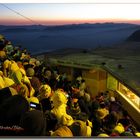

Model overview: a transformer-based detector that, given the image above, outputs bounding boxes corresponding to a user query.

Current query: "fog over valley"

[0,23,140,55]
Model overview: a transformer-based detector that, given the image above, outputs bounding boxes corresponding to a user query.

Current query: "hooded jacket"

[20,110,46,136]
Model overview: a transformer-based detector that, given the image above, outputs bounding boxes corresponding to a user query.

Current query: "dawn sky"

[0,3,140,25]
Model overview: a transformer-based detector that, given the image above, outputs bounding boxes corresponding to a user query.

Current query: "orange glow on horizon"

[0,19,36,25]
[1,18,140,25]
[31,18,140,25]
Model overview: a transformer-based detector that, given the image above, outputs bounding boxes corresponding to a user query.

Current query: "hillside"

[127,30,140,42]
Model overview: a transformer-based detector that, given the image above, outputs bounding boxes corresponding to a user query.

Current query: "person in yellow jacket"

[3,60,35,97]
[113,123,125,134]
[51,89,74,127]
[0,71,6,89]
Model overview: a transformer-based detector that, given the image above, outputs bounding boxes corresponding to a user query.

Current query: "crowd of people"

[0,34,140,137]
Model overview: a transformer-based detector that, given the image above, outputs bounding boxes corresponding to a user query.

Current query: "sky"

[0,2,140,25]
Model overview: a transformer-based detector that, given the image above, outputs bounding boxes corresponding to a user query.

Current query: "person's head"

[28,58,36,67]
[70,98,81,118]
[122,110,129,117]
[0,87,12,106]
[18,83,30,98]
[38,84,51,100]
[26,67,35,77]
[118,118,131,128]
[76,76,82,83]
[97,108,109,120]
[108,111,119,124]
[84,93,91,102]
[20,110,46,136]
[0,95,29,126]
[76,112,88,122]
[91,100,100,111]
[100,102,106,108]
[70,120,92,137]
[35,60,41,67]
[45,111,58,132]
[69,121,81,136]
[0,51,6,61]
[44,70,52,79]
[110,96,116,102]
[52,89,68,107]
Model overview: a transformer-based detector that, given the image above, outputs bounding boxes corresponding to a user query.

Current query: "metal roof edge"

[102,65,140,97]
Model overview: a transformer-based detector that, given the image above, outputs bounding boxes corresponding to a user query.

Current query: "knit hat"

[97,108,109,119]
[39,84,51,98]
[113,123,125,134]
[26,68,35,77]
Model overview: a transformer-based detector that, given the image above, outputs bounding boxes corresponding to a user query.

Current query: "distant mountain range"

[0,23,140,55]
[43,23,139,31]
[0,22,139,31]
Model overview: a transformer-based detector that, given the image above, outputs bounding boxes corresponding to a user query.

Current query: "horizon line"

[0,22,140,26]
